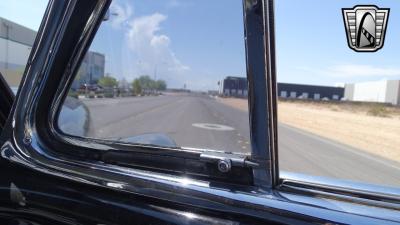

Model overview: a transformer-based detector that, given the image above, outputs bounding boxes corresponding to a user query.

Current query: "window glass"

[0,0,48,93]
[59,0,250,154]
[276,0,400,188]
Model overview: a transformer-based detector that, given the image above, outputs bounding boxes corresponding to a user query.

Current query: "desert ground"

[219,97,400,162]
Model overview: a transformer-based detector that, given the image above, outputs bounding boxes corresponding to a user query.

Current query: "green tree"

[134,75,167,94]
[98,76,118,88]
[132,79,142,95]
[155,79,167,90]
[138,75,153,90]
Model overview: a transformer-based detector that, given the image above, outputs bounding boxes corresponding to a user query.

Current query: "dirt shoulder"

[217,97,400,162]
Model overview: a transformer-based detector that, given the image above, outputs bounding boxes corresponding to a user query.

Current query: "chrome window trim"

[280,172,400,207]
[2,141,400,223]
[244,0,279,188]
[44,0,255,185]
[6,0,256,183]
[1,0,400,223]
[265,0,400,203]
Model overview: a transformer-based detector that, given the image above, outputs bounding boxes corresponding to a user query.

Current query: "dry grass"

[218,97,400,162]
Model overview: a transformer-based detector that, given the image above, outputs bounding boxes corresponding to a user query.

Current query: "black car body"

[0,0,399,224]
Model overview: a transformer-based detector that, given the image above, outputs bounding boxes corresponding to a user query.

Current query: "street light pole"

[3,22,11,70]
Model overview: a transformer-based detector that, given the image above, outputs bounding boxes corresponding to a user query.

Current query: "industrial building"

[278,83,344,100]
[219,76,344,100]
[71,51,105,89]
[0,17,36,87]
[219,76,400,105]
[0,17,105,90]
[344,80,400,105]
[218,76,248,97]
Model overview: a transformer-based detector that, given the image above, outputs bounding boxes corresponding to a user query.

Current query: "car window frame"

[3,0,258,186]
[50,0,256,186]
[0,72,15,136]
[1,0,400,223]
[265,0,400,202]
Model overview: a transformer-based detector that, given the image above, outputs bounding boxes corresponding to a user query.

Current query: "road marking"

[192,123,235,131]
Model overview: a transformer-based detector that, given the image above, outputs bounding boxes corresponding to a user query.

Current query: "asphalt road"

[76,94,400,188]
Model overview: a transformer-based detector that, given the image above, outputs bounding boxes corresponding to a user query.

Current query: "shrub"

[367,104,390,117]
[104,92,114,98]
[68,91,78,99]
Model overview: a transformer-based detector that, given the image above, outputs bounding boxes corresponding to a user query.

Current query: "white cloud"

[124,13,190,81]
[150,35,170,47]
[109,2,133,29]
[298,64,400,78]
[106,2,191,88]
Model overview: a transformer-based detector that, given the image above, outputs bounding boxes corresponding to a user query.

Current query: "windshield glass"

[276,0,400,188]
[58,0,251,154]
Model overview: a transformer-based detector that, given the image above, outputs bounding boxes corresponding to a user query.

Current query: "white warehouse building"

[0,17,36,87]
[344,80,400,105]
[1,17,105,90]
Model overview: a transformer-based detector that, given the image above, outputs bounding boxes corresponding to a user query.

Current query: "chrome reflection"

[106,182,124,189]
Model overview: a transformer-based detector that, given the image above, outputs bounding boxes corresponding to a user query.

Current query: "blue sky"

[276,0,400,86]
[0,0,48,31]
[1,0,400,90]
[90,0,247,90]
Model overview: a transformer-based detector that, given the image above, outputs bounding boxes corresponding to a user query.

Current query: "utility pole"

[153,65,157,80]
[3,22,11,70]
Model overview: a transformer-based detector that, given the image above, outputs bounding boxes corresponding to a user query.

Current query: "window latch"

[200,152,261,173]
